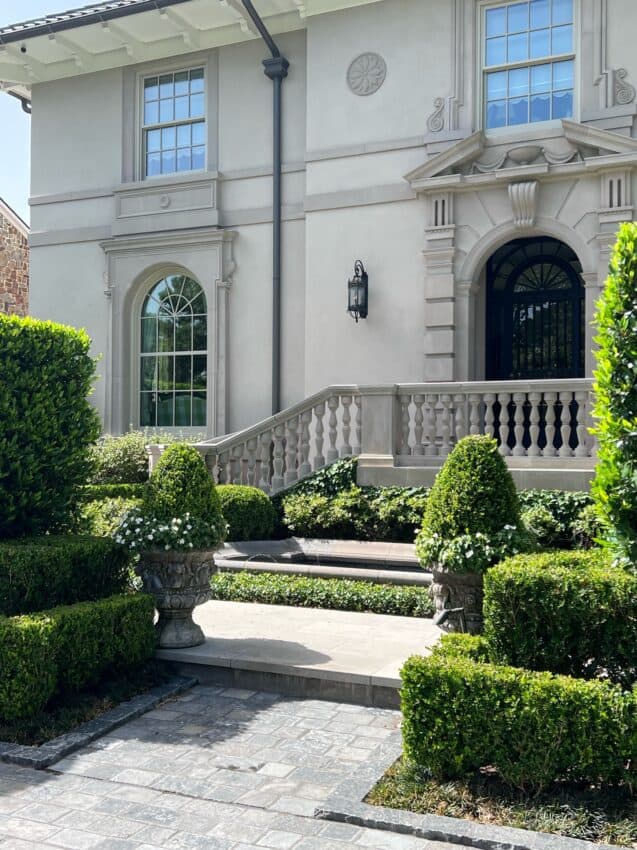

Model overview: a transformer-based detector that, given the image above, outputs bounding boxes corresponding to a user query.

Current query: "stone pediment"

[405,120,637,190]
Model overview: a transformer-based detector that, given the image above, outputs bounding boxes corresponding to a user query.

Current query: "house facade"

[0,198,29,316]
[0,0,635,487]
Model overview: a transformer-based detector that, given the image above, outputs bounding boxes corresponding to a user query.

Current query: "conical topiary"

[420,435,520,539]
[146,443,224,531]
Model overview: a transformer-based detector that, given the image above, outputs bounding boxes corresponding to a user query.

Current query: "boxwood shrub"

[217,485,277,541]
[483,550,637,682]
[81,484,147,501]
[90,431,150,485]
[80,497,143,538]
[0,315,101,537]
[401,653,634,794]
[0,593,155,722]
[211,571,434,617]
[518,489,592,548]
[0,536,130,616]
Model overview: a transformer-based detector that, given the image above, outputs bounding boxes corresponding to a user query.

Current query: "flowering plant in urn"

[116,443,226,648]
[416,436,534,634]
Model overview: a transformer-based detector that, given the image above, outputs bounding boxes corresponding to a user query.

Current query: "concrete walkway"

[157,602,442,705]
[0,685,459,850]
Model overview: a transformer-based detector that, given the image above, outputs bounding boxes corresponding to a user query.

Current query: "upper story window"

[484,0,574,130]
[142,68,206,178]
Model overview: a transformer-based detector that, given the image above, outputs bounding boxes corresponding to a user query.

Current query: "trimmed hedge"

[81,484,147,501]
[483,550,635,683]
[80,497,143,538]
[429,633,490,663]
[0,536,130,617]
[211,571,435,617]
[217,485,277,541]
[518,489,592,548]
[0,594,155,722]
[401,653,634,793]
[0,315,101,537]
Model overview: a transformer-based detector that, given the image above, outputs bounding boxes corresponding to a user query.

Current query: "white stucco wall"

[24,0,637,437]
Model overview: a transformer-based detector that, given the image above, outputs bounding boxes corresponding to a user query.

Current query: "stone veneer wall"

[0,207,29,317]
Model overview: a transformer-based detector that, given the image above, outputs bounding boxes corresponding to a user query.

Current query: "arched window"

[140,274,207,427]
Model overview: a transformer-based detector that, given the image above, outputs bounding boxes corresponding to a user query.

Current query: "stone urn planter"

[430,567,484,635]
[136,550,217,648]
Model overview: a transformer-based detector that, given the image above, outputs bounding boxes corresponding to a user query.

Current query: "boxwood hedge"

[0,593,155,722]
[217,485,277,541]
[0,536,130,616]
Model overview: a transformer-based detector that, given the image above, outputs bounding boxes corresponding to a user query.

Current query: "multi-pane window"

[484,0,574,129]
[140,275,207,428]
[143,68,206,178]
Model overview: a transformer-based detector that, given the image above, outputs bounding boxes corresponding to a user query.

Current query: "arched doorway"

[486,237,585,381]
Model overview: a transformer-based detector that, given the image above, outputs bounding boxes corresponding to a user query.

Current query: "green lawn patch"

[0,662,170,747]
[366,758,637,847]
[210,571,434,617]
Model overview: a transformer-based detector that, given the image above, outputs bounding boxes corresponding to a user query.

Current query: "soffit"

[0,0,383,89]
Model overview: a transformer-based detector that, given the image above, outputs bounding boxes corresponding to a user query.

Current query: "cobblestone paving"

[0,686,459,850]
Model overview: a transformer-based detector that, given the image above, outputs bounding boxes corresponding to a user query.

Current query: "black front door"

[486,237,585,381]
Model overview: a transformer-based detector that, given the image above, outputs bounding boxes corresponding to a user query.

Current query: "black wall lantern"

[347,260,368,323]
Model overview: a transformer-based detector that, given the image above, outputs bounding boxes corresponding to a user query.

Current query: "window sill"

[483,119,572,144]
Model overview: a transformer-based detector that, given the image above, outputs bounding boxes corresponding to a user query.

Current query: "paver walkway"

[0,686,458,850]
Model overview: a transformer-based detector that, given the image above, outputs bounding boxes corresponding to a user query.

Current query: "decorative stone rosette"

[430,567,485,635]
[136,550,217,648]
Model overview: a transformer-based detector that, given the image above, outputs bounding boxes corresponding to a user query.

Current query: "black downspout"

[240,0,288,415]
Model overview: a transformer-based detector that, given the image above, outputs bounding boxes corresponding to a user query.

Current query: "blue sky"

[0,0,62,223]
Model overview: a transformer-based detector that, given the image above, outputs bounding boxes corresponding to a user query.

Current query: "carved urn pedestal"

[430,567,484,635]
[136,550,217,649]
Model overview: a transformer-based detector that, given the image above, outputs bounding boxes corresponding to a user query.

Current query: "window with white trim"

[483,0,574,130]
[142,68,206,178]
[140,275,207,428]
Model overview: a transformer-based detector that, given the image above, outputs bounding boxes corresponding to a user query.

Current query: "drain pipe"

[240,0,289,415]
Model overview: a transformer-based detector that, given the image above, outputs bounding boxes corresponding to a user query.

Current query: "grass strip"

[210,571,434,617]
[366,758,637,847]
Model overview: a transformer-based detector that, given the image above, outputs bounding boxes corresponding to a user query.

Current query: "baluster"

[205,451,220,485]
[512,392,527,457]
[314,402,326,470]
[353,395,362,456]
[484,393,496,440]
[246,438,257,486]
[399,394,412,456]
[574,391,589,457]
[412,395,425,455]
[299,410,312,478]
[218,450,231,485]
[259,430,272,493]
[497,393,512,456]
[424,395,437,456]
[327,396,340,462]
[559,392,573,457]
[587,391,598,458]
[285,416,299,486]
[340,395,353,457]
[453,393,467,444]
[439,395,452,457]
[469,394,482,436]
[527,392,542,457]
[232,444,244,484]
[272,424,285,492]
[543,391,557,457]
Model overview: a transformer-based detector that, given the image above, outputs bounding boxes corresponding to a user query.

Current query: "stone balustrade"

[148,379,596,494]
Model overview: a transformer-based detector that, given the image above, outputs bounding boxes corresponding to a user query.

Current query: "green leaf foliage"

[0,536,130,617]
[81,484,148,501]
[483,550,637,683]
[146,444,224,534]
[420,436,520,539]
[0,315,101,538]
[0,594,155,722]
[90,431,150,485]
[592,222,637,564]
[210,571,434,617]
[217,485,277,541]
[79,497,143,538]
[518,490,592,548]
[400,652,634,794]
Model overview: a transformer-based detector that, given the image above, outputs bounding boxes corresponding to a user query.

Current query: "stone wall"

[0,204,29,317]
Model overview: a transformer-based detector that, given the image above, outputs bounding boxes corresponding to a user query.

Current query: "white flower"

[189,542,193,548]
[131,542,136,548]
[165,544,170,551]
[179,538,185,545]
